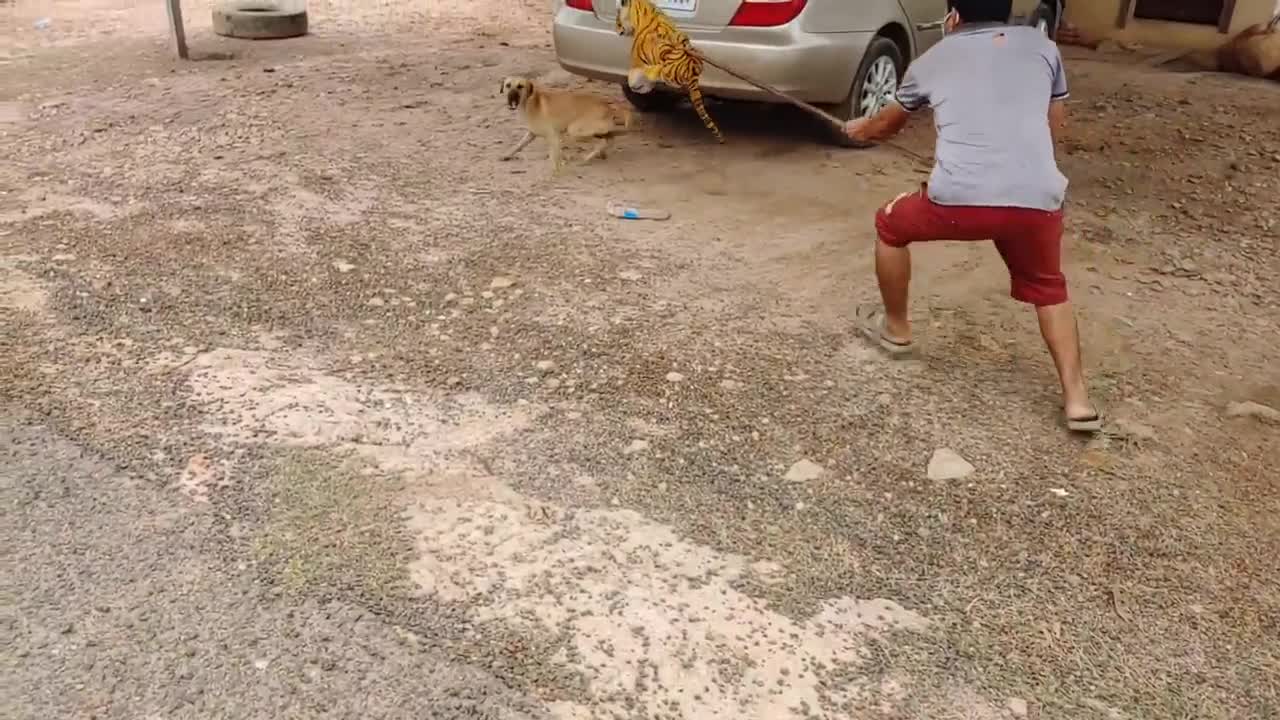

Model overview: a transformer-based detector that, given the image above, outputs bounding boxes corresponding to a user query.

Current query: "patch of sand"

[176,453,231,503]
[406,472,930,719]
[185,348,534,474]
[0,188,128,224]
[0,256,50,313]
[179,347,934,719]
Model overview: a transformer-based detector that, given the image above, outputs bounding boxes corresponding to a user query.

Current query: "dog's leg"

[569,117,613,164]
[500,131,535,161]
[581,136,609,163]
[548,132,565,175]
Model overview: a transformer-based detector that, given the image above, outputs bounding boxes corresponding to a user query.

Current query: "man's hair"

[949,0,1013,23]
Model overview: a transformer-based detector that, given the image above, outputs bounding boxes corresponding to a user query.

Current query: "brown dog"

[500,76,632,174]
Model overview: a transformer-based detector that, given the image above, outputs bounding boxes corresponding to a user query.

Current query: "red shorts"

[875,185,1068,306]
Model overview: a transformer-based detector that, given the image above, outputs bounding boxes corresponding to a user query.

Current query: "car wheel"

[827,36,905,148]
[621,82,682,113]
[1028,3,1057,38]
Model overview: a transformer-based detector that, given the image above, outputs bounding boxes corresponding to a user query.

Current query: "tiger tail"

[619,0,725,143]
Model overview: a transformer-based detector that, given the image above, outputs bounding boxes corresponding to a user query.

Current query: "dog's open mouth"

[506,90,520,109]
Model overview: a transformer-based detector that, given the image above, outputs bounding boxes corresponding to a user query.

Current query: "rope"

[688,49,933,166]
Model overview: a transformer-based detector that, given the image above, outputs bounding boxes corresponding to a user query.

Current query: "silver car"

[553,0,1064,143]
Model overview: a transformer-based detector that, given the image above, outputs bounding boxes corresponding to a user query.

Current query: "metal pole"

[166,0,190,60]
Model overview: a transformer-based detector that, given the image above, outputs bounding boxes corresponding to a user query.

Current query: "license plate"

[655,0,697,12]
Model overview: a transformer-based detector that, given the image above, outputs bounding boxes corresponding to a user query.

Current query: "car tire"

[826,36,905,148]
[621,82,682,113]
[1028,3,1058,38]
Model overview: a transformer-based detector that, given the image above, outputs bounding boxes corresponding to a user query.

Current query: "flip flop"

[1065,409,1103,433]
[855,305,914,358]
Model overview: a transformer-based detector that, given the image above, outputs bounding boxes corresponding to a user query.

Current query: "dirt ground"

[3,2,1278,719]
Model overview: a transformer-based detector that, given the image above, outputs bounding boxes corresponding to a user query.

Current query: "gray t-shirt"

[895,23,1069,211]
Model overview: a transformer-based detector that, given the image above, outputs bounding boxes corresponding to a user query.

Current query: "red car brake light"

[728,0,808,27]
[566,0,593,10]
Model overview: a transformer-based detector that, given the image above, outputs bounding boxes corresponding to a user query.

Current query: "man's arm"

[845,58,929,143]
[848,102,911,142]
[1047,45,1069,145]
[1048,99,1067,145]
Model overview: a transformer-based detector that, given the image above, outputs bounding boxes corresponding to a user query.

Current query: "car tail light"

[728,0,807,26]
[565,0,593,10]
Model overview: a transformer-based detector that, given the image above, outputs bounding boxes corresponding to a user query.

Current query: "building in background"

[1066,0,1278,50]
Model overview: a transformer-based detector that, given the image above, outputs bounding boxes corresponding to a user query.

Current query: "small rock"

[927,448,974,481]
[618,270,643,281]
[1006,697,1028,718]
[718,379,743,390]
[366,297,385,307]
[1048,488,1069,497]
[490,276,516,289]
[623,439,650,455]
[1225,401,1279,424]
[665,371,686,383]
[784,459,824,483]
[534,360,557,373]
[332,260,356,273]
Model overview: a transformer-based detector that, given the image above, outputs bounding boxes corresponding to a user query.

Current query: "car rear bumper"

[552,8,871,105]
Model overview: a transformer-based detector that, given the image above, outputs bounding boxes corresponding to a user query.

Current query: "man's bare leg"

[1035,301,1095,421]
[875,238,913,343]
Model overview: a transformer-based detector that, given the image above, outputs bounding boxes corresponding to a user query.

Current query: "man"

[845,0,1100,433]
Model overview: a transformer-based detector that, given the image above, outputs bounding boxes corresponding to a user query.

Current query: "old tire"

[212,1,308,40]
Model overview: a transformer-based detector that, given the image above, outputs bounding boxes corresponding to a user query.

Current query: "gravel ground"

[3,2,1279,719]
[1,412,543,720]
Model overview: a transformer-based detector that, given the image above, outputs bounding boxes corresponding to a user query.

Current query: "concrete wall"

[1066,0,1278,50]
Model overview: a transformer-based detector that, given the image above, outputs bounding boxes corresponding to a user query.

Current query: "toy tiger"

[616,0,724,143]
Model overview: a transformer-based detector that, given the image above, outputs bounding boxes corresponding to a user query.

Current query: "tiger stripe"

[617,0,724,143]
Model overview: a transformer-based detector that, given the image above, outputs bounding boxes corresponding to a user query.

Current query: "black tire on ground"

[1028,3,1058,38]
[825,35,905,148]
[620,82,683,113]
[212,1,309,40]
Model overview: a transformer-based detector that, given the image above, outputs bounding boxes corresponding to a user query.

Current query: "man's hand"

[844,104,910,145]
[844,117,872,143]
